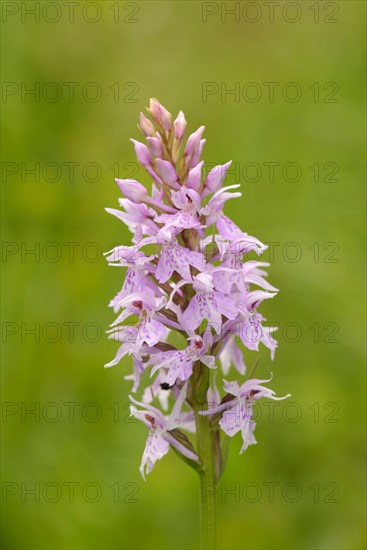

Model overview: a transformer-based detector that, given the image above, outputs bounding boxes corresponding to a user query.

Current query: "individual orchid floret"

[215,213,268,246]
[241,262,279,291]
[146,136,163,158]
[201,185,242,225]
[180,273,238,335]
[156,188,202,229]
[106,199,158,243]
[104,325,142,368]
[214,234,268,262]
[174,110,187,140]
[139,112,156,137]
[105,246,157,312]
[186,161,203,191]
[125,354,146,394]
[212,257,276,295]
[184,126,205,157]
[154,228,206,283]
[115,178,148,203]
[202,377,290,454]
[130,382,198,479]
[148,98,173,131]
[237,313,278,359]
[191,139,206,168]
[184,126,205,168]
[156,159,179,187]
[202,161,233,198]
[104,244,149,267]
[150,335,215,386]
[130,138,165,186]
[130,138,152,167]
[108,291,168,355]
[218,336,246,375]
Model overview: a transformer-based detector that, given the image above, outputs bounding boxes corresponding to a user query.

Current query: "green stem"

[196,412,216,550]
[192,365,217,550]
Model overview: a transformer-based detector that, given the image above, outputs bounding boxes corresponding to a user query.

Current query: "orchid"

[105,99,289,549]
[201,376,290,454]
[130,382,197,479]
[150,335,215,386]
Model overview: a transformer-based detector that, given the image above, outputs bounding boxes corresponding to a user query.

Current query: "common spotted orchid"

[105,99,289,549]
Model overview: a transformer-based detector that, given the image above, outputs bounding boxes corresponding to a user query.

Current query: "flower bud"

[190,139,206,168]
[184,126,205,157]
[174,110,187,140]
[115,179,148,203]
[149,98,162,120]
[149,98,172,130]
[139,113,155,137]
[160,108,173,131]
[156,159,178,186]
[130,139,152,167]
[147,136,163,158]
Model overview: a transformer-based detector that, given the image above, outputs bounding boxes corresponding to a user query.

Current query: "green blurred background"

[1,1,366,549]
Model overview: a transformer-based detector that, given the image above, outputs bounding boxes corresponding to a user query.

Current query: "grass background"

[1,1,366,549]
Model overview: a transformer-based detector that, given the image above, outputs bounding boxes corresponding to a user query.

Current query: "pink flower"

[202,161,232,197]
[130,383,197,479]
[202,377,290,454]
[105,200,158,243]
[150,336,215,385]
[181,273,238,335]
[184,126,205,159]
[174,110,187,140]
[155,228,206,283]
[156,188,202,229]
[219,336,246,375]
